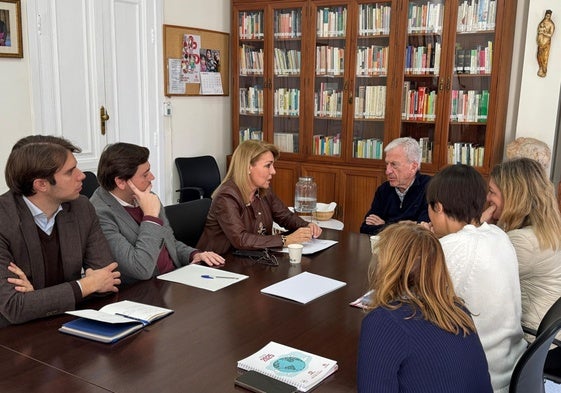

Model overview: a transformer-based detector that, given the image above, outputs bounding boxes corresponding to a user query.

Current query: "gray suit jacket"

[0,192,113,327]
[90,187,196,284]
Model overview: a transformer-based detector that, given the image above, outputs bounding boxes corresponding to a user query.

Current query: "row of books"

[313,134,341,156]
[405,42,442,75]
[314,83,343,118]
[274,9,302,38]
[239,87,264,115]
[316,45,345,76]
[454,43,493,74]
[353,138,384,159]
[239,44,263,76]
[356,45,388,76]
[274,132,299,153]
[274,47,301,75]
[407,2,444,33]
[316,7,347,38]
[274,88,300,116]
[457,0,496,32]
[239,128,263,142]
[450,89,489,123]
[401,84,437,121]
[358,3,391,36]
[448,143,485,166]
[419,137,433,163]
[354,85,386,119]
[239,11,264,40]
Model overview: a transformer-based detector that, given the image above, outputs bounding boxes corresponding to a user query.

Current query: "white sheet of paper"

[200,72,224,94]
[157,264,248,292]
[278,238,338,255]
[261,271,346,304]
[168,58,186,94]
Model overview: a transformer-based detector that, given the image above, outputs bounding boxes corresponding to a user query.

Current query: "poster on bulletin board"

[164,24,229,96]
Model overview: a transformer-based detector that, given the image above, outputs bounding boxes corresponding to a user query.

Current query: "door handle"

[100,106,110,135]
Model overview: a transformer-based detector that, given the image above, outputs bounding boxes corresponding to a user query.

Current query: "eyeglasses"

[250,248,278,267]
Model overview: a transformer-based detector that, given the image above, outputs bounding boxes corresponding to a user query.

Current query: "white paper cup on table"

[370,235,380,254]
[288,244,304,264]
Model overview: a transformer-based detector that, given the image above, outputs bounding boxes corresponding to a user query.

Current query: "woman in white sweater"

[424,164,526,393]
[485,157,561,342]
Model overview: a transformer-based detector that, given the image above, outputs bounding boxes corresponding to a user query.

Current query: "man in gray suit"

[90,143,224,284]
[0,135,120,328]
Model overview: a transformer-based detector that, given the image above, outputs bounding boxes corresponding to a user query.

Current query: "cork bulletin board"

[163,24,229,96]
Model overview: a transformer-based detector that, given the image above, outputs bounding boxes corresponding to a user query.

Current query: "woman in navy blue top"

[357,222,492,393]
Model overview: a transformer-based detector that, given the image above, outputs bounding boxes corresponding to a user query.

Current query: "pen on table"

[201,274,239,280]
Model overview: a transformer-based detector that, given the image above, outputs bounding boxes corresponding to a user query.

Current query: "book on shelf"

[237,341,338,392]
[59,300,173,344]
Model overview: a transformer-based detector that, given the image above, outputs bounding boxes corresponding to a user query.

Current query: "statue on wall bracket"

[537,10,555,77]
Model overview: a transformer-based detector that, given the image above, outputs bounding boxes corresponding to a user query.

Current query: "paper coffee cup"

[370,235,380,254]
[288,244,304,264]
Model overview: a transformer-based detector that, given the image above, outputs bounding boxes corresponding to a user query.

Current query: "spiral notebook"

[237,341,338,392]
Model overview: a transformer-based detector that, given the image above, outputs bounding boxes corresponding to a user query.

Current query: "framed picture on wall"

[0,0,22,58]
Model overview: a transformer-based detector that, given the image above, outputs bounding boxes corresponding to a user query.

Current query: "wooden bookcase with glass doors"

[231,0,516,232]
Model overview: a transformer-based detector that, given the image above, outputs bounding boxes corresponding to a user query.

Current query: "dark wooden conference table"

[0,229,374,393]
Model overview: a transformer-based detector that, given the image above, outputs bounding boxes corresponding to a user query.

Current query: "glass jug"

[294,176,317,214]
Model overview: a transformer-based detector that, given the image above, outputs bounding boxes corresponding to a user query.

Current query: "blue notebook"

[60,318,144,343]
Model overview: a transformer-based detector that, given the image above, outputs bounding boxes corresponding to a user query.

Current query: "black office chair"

[80,171,99,198]
[509,311,561,393]
[175,156,221,203]
[164,198,212,247]
[534,296,561,384]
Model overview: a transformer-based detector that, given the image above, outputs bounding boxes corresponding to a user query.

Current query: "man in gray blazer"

[90,142,224,284]
[0,136,121,328]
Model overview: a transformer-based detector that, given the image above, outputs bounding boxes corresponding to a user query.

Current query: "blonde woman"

[486,157,561,341]
[197,140,321,254]
[358,222,491,393]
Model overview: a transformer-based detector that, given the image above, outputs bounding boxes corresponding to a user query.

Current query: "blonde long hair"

[367,222,476,335]
[490,157,561,250]
[215,140,279,204]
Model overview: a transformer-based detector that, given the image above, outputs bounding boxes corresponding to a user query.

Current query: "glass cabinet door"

[400,0,444,166]
[447,0,495,167]
[312,4,348,158]
[237,8,266,145]
[352,1,392,160]
[272,6,304,154]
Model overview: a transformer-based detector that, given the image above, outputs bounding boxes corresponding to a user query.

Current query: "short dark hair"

[5,135,81,196]
[426,164,487,224]
[97,143,150,191]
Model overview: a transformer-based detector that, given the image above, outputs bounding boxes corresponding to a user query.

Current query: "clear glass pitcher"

[294,176,317,214]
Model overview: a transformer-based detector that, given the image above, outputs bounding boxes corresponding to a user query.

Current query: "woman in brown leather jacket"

[197,140,322,254]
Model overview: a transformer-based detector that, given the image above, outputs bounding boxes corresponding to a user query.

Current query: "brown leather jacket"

[196,180,309,254]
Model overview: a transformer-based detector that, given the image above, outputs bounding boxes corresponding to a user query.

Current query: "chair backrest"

[537,296,561,336]
[164,198,212,247]
[80,171,99,198]
[509,315,561,393]
[175,156,221,203]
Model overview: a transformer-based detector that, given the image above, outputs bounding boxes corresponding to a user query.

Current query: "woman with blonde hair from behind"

[486,157,561,342]
[357,222,492,393]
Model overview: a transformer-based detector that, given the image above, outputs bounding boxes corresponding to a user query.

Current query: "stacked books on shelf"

[405,42,441,75]
[353,138,384,159]
[313,134,341,156]
[448,142,485,166]
[316,7,347,38]
[274,132,299,153]
[457,0,497,32]
[240,128,263,142]
[354,85,386,119]
[274,9,302,38]
[356,45,388,76]
[454,42,493,74]
[358,3,391,35]
[314,82,342,118]
[315,45,345,76]
[419,137,433,163]
[239,44,264,75]
[450,89,489,123]
[237,341,338,392]
[274,88,300,116]
[401,83,437,121]
[407,1,444,33]
[274,48,301,75]
[239,86,264,115]
[239,11,264,39]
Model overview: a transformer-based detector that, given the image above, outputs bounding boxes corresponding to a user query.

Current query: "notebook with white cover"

[260,271,346,304]
[237,341,338,392]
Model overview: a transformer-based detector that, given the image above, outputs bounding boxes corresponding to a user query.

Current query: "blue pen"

[201,274,239,280]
